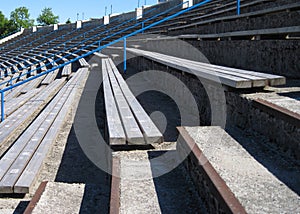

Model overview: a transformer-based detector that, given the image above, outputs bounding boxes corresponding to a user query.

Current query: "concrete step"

[111,149,207,213]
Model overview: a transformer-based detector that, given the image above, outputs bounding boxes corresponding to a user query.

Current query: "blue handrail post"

[142,22,144,34]
[1,91,4,122]
[124,37,127,74]
[98,40,101,48]
[237,0,240,15]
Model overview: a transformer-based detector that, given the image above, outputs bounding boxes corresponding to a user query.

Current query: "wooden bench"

[78,58,90,67]
[41,58,59,85]
[177,126,300,213]
[0,78,66,154]
[66,51,90,68]
[174,26,300,40]
[20,74,45,94]
[60,56,72,76]
[126,48,286,88]
[102,58,163,145]
[169,2,300,31]
[5,88,41,116]
[0,68,89,193]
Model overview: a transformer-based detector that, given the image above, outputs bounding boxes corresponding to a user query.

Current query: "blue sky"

[1,0,158,24]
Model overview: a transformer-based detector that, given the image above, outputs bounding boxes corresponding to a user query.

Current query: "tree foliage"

[10,7,34,29]
[0,11,9,36]
[37,7,59,26]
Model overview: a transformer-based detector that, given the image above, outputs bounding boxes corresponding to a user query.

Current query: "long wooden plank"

[0,92,63,190]
[102,59,126,145]
[158,50,286,86]
[108,59,163,144]
[61,64,72,76]
[156,53,267,87]
[105,59,144,144]
[79,58,90,67]
[5,88,41,116]
[0,93,66,193]
[41,69,59,85]
[0,79,74,193]
[21,75,45,93]
[127,48,286,88]
[14,68,89,193]
[127,48,251,88]
[184,59,286,86]
[170,3,300,30]
[0,72,81,193]
[0,78,66,150]
[161,55,267,87]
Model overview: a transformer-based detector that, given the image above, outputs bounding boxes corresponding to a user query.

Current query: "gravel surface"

[32,182,85,214]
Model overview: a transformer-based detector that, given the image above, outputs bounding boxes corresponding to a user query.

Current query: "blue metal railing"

[0,8,159,78]
[0,17,121,74]
[0,0,213,121]
[1,29,59,57]
[237,0,241,15]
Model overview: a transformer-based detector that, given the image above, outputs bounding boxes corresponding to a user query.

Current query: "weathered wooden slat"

[20,75,45,93]
[177,57,286,86]
[61,64,72,76]
[127,48,251,88]
[105,59,144,144]
[5,88,41,116]
[79,58,90,68]
[0,78,66,151]
[108,59,163,144]
[14,69,89,193]
[127,48,286,88]
[41,69,59,85]
[0,69,83,193]
[102,59,126,145]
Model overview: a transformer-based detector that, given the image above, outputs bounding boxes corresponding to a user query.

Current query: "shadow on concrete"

[13,201,29,214]
[148,150,207,214]
[55,55,111,213]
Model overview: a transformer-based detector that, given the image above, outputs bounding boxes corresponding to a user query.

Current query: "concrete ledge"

[177,126,246,214]
[177,126,300,213]
[0,28,24,45]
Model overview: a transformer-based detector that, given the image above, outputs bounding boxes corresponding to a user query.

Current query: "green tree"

[10,7,34,29]
[0,11,9,36]
[37,7,59,26]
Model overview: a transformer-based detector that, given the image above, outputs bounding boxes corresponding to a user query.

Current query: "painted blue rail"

[0,0,214,121]
[1,29,59,57]
[0,17,121,74]
[0,8,158,77]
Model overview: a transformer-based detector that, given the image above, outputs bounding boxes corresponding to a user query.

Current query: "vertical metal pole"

[124,37,127,74]
[237,0,240,15]
[1,91,4,122]
[98,40,101,48]
[142,22,144,34]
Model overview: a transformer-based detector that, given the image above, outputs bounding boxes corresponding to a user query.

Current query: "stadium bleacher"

[0,0,299,213]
